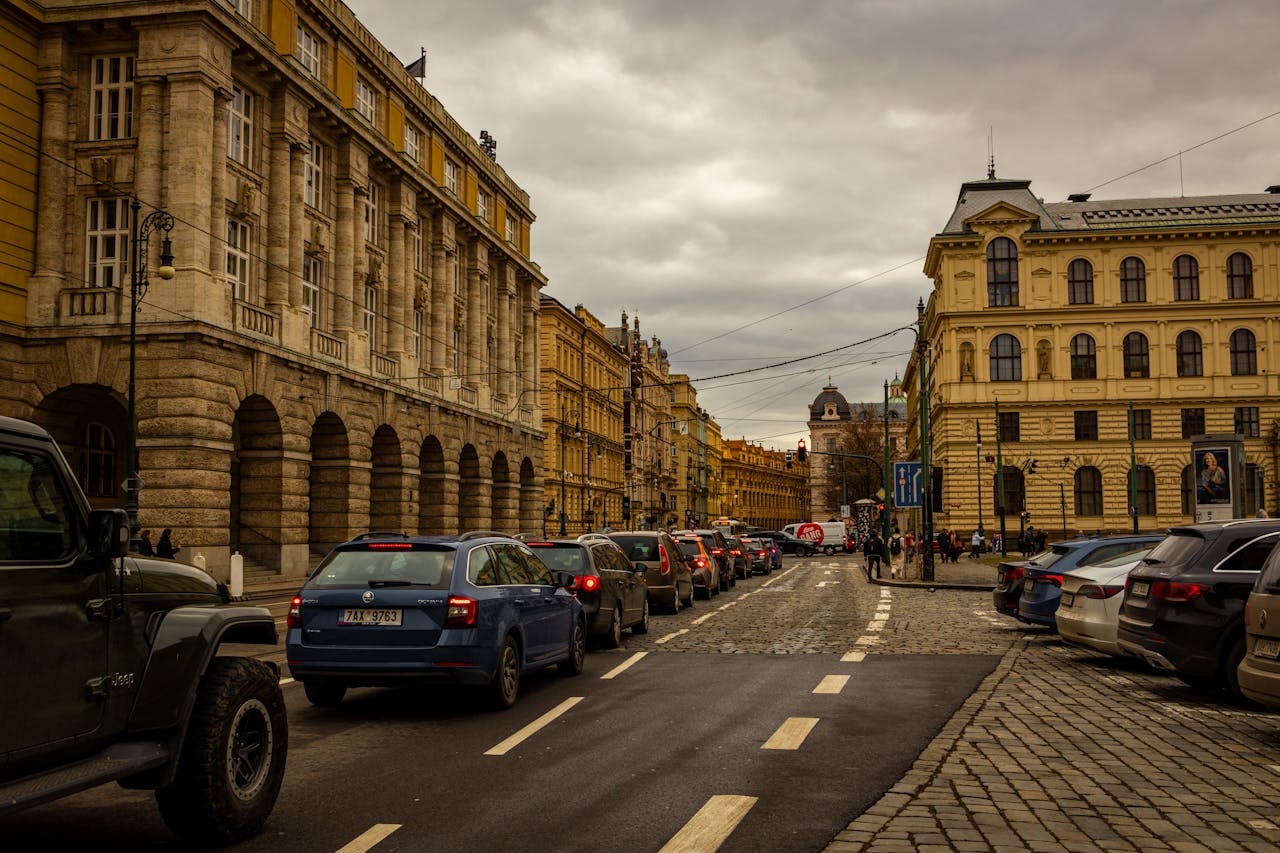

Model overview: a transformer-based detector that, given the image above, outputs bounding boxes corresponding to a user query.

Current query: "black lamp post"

[126,198,175,549]
[558,406,580,536]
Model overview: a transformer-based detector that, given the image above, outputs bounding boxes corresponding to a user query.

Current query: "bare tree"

[817,415,886,511]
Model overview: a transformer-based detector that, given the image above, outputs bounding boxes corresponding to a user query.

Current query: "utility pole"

[882,379,892,563]
[976,419,984,538]
[995,397,1007,556]
[1128,404,1139,534]
[917,298,934,581]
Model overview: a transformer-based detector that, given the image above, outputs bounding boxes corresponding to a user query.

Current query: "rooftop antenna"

[987,127,996,179]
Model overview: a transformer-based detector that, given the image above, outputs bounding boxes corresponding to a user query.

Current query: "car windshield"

[308,546,454,588]
[677,540,702,558]
[610,535,658,561]
[525,544,586,574]
[1140,530,1206,566]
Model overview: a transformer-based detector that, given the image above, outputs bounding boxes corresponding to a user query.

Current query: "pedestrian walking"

[949,529,961,563]
[1034,528,1048,553]
[970,529,984,560]
[156,528,181,559]
[903,531,916,566]
[138,528,155,557]
[863,530,883,580]
[888,529,903,577]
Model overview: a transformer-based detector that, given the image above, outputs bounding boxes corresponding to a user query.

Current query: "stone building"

[721,439,809,529]
[806,380,908,523]
[910,174,1280,539]
[1,0,545,580]
[668,373,716,528]
[538,297,626,536]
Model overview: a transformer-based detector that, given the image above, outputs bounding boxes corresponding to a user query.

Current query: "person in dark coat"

[863,531,883,580]
[156,528,180,559]
[138,529,155,556]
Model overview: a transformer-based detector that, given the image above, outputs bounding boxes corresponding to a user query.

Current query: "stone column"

[134,77,165,214]
[466,244,484,384]
[386,212,407,359]
[288,141,307,308]
[429,211,449,373]
[333,178,355,334]
[28,84,70,323]
[209,88,230,276]
[497,262,513,399]
[406,216,421,368]
[164,72,217,319]
[523,281,539,395]
[266,132,291,310]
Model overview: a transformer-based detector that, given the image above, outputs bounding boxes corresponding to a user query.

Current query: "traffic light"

[797,439,807,462]
[785,450,794,469]
[984,454,995,464]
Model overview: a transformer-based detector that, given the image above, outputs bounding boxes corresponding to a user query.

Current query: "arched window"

[79,421,117,499]
[1181,464,1194,515]
[1172,254,1199,301]
[1120,257,1146,303]
[1129,465,1156,516]
[1230,328,1257,375]
[989,334,1022,381]
[993,467,1025,516]
[1070,333,1096,379]
[1227,252,1253,299]
[1123,332,1149,378]
[1175,330,1203,377]
[987,237,1019,307]
[1074,466,1103,516]
[1068,258,1094,305]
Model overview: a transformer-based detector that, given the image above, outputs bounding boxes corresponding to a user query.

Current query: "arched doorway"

[418,435,447,534]
[309,412,350,556]
[491,451,517,532]
[370,425,403,533]
[32,384,127,510]
[519,457,539,535]
[458,444,485,530]
[231,396,284,568]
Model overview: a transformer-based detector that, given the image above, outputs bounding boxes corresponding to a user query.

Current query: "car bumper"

[287,635,501,687]
[1238,647,1280,710]
[1056,605,1122,656]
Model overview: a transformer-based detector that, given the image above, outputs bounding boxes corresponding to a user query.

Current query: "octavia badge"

[362,590,375,604]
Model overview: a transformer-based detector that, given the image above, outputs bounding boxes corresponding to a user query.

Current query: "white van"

[783,521,850,556]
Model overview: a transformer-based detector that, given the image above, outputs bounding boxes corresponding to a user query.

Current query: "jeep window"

[1213,532,1280,573]
[307,546,453,588]
[0,448,75,561]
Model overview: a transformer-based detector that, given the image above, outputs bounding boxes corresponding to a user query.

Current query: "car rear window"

[677,540,702,557]
[611,535,658,561]
[1026,548,1066,569]
[525,543,586,574]
[1140,530,1207,569]
[308,546,454,588]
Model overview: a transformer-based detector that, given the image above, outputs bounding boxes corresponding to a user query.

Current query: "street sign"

[893,461,923,508]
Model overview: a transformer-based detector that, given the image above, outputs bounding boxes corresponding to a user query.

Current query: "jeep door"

[0,444,108,757]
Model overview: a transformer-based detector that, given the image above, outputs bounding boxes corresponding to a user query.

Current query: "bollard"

[193,552,207,574]
[230,551,244,599]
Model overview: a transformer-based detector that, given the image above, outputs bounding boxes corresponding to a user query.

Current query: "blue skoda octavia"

[287,532,585,709]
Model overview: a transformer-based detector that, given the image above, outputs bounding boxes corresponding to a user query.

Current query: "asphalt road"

[2,558,999,852]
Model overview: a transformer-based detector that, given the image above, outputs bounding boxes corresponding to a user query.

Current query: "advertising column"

[1191,435,1244,522]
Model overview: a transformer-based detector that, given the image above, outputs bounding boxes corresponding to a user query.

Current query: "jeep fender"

[129,605,278,734]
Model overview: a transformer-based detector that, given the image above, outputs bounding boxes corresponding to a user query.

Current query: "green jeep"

[0,416,287,843]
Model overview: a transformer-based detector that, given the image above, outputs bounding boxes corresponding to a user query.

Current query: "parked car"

[784,521,850,556]
[754,529,813,557]
[759,536,784,572]
[526,535,649,647]
[1238,546,1280,710]
[287,531,586,710]
[672,529,735,590]
[1016,535,1165,627]
[673,535,719,598]
[1118,519,1280,703]
[1055,549,1154,656]
[725,536,751,579]
[738,536,772,575]
[607,530,695,613]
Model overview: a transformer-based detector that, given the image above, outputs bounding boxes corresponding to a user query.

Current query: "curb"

[869,576,996,592]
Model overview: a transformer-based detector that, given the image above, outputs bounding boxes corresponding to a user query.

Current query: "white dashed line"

[484,697,584,756]
[659,795,757,853]
[655,629,689,645]
[335,824,401,853]
[600,652,647,680]
[762,716,820,750]
[813,675,849,694]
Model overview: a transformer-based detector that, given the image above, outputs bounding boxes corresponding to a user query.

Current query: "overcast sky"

[345,0,1280,451]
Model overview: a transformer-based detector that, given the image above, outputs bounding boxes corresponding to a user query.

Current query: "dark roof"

[809,385,851,420]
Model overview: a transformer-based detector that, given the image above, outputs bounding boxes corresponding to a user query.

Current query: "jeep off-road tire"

[155,657,288,844]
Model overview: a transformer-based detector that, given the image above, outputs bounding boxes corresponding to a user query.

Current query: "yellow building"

[1,0,546,580]
[538,297,626,535]
[722,439,809,529]
[668,373,718,527]
[913,174,1280,539]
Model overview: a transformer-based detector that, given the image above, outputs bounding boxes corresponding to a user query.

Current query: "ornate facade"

[806,380,907,522]
[912,175,1280,538]
[2,0,546,579]
[722,439,809,529]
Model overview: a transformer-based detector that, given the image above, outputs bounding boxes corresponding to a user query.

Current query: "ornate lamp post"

[125,198,175,549]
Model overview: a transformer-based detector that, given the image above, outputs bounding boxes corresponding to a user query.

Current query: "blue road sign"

[893,461,923,508]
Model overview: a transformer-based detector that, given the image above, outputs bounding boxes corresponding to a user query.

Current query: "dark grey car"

[608,530,695,613]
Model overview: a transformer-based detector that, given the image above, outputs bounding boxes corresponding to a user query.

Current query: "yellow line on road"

[484,696,584,756]
[601,651,647,680]
[763,717,819,750]
[335,823,401,853]
[659,794,758,853]
[655,628,690,644]
[691,612,715,625]
[813,675,849,694]
[841,651,866,663]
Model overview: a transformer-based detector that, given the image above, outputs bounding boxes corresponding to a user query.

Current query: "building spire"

[987,126,996,179]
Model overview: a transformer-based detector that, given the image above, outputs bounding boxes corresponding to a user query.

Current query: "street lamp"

[558,405,580,535]
[584,437,601,531]
[975,419,985,539]
[125,198,175,549]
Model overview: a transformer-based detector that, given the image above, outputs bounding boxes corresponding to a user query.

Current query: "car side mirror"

[88,508,129,561]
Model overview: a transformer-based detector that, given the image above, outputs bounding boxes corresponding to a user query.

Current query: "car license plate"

[1130,581,1150,599]
[1255,638,1280,660]
[340,608,402,626]
[1023,578,1035,593]
[1060,592,1075,608]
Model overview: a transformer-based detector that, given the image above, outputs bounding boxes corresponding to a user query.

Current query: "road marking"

[866,621,886,633]
[855,636,881,646]
[601,651,647,680]
[691,612,715,625]
[655,628,689,644]
[659,795,757,853]
[762,716,819,750]
[876,603,892,611]
[335,824,401,853]
[813,675,849,694]
[279,677,295,687]
[841,651,866,663]
[761,567,797,588]
[484,697,584,756]
[816,580,841,588]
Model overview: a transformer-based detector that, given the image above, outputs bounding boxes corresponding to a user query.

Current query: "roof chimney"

[1068,193,1091,203]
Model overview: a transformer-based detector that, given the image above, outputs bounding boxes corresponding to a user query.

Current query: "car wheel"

[684,585,695,607]
[633,598,649,634]
[558,619,586,676]
[824,546,835,556]
[606,605,623,648]
[155,657,288,845]
[489,635,521,709]
[302,680,347,708]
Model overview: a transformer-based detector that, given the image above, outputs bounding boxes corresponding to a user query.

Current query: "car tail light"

[756,550,766,559]
[695,558,707,569]
[367,542,413,549]
[444,596,478,628]
[730,548,742,557]
[287,596,302,628]
[712,548,723,557]
[1001,566,1025,583]
[1079,584,1125,600]
[1035,574,1064,588]
[1150,580,1208,602]
[579,574,600,592]
[659,545,671,575]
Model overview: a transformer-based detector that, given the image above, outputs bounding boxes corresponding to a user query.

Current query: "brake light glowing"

[695,558,707,569]
[287,596,301,628]
[578,574,600,592]
[1036,574,1064,588]
[730,548,742,557]
[1150,580,1208,603]
[367,542,413,549]
[444,596,477,628]
[659,545,671,575]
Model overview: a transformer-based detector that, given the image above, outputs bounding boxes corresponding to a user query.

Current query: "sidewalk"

[867,554,999,591]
